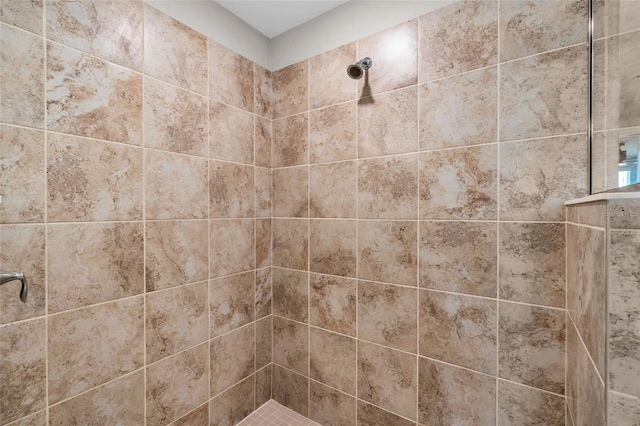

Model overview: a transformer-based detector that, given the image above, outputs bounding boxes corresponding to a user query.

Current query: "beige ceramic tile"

[0,125,45,223]
[6,410,46,426]
[420,221,497,297]
[273,219,308,271]
[609,199,640,230]
[256,316,272,369]
[46,41,142,144]
[618,32,640,129]
[255,268,272,319]
[357,400,414,426]
[145,150,208,220]
[255,116,272,168]
[273,167,308,218]
[209,376,254,425]
[310,273,356,336]
[146,282,208,363]
[209,219,254,278]
[273,113,309,168]
[273,365,308,417]
[209,40,254,111]
[210,160,254,218]
[144,5,207,94]
[255,167,272,218]
[272,60,308,119]
[210,272,254,338]
[310,42,357,109]
[592,37,620,132]
[273,268,308,323]
[209,101,254,164]
[273,316,308,376]
[254,64,272,118]
[170,403,208,426]
[0,0,43,34]
[210,325,255,396]
[47,133,143,222]
[309,381,356,426]
[1,24,44,128]
[255,365,272,408]
[310,328,356,395]
[309,161,357,218]
[46,0,143,71]
[256,218,271,268]
[309,102,357,164]
[310,220,356,277]
[48,297,144,404]
[609,392,640,425]
[47,222,144,313]
[498,379,565,426]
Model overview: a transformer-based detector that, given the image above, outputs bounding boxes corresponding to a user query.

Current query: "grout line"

[42,3,50,424]
[567,313,606,387]
[141,7,148,424]
[496,4,502,422]
[415,16,422,421]
[306,58,311,418]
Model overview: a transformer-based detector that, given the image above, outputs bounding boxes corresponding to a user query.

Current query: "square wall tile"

[209,40,254,112]
[209,101,254,164]
[255,268,272,319]
[310,102,357,164]
[255,365,272,408]
[209,376,254,425]
[273,316,309,376]
[255,116,272,168]
[0,0,43,34]
[273,113,309,168]
[310,328,356,395]
[357,400,414,426]
[273,60,308,119]
[309,161,357,218]
[310,273,356,336]
[273,166,308,218]
[310,220,356,277]
[256,316,272,370]
[273,219,308,271]
[171,404,208,425]
[273,365,308,417]
[255,167,272,219]
[498,379,565,426]
[210,272,254,338]
[255,64,272,118]
[209,160,254,218]
[310,42,357,109]
[209,219,255,278]
[256,218,271,268]
[210,325,255,396]
[310,381,356,426]
[273,268,309,323]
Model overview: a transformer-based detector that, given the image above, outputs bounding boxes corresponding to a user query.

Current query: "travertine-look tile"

[255,116,272,168]
[144,5,206,94]
[49,371,144,426]
[146,343,209,426]
[170,403,208,426]
[273,219,308,271]
[273,316,308,375]
[617,32,640,129]
[357,400,414,426]
[498,379,565,426]
[255,64,272,118]
[273,167,308,218]
[310,273,356,336]
[256,219,271,268]
[145,220,209,292]
[418,358,496,425]
[499,302,565,394]
[273,60,308,119]
[4,410,46,426]
[0,318,46,425]
[609,199,640,230]
[590,130,620,193]
[310,328,356,395]
[255,365,272,408]
[273,268,308,323]
[209,376,254,425]
[610,392,640,425]
[48,297,144,404]
[419,66,497,150]
[146,282,208,363]
[47,222,144,312]
[310,220,356,277]
[500,223,566,308]
[1,24,44,128]
[273,113,309,168]
[359,281,417,353]
[255,167,272,219]
[209,40,254,111]
[255,268,272,319]
[358,20,417,94]
[358,87,419,157]
[420,221,497,297]
[210,160,254,218]
[209,101,254,165]
[0,125,45,223]
[310,42,357,109]
[144,150,208,219]
[358,341,416,420]
[419,0,498,82]
[419,145,498,220]
[592,36,620,132]
[500,44,588,141]
[500,135,588,221]
[47,41,142,144]
[210,325,255,396]
[358,220,417,286]
[309,381,356,426]
[273,365,308,417]
[47,133,143,222]
[309,161,357,218]
[46,0,143,71]
[256,316,272,369]
[143,77,207,156]
[0,0,43,34]
[209,219,254,278]
[309,102,357,164]
[419,290,497,374]
[567,201,607,228]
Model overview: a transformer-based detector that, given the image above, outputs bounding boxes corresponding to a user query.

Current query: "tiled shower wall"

[0,2,273,425]
[270,0,589,424]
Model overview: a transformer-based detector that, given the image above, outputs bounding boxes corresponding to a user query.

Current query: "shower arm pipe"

[0,271,28,302]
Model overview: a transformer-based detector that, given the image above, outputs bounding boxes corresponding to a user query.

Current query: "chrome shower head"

[347,57,372,79]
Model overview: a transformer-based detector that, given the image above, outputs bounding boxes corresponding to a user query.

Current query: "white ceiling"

[215,0,351,38]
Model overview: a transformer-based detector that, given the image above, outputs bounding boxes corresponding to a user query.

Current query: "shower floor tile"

[237,400,321,426]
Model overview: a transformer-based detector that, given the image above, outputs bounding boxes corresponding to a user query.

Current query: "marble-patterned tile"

[418,357,496,425]
[419,144,498,220]
[310,102,357,164]
[48,297,144,404]
[47,222,144,313]
[309,161,357,218]
[273,113,309,168]
[359,281,417,353]
[46,0,143,71]
[143,77,207,156]
[499,302,565,394]
[255,167,272,219]
[273,365,308,417]
[256,218,271,269]
[0,0,43,34]
[610,391,640,425]
[357,400,414,426]
[500,44,588,141]
[419,0,498,82]
[358,154,418,219]
[358,20,417,94]
[146,343,209,426]
[145,220,208,292]
[256,316,272,370]
[144,4,206,94]
[0,225,46,324]
[209,101,254,165]
[146,282,208,363]
[273,268,308,323]
[500,135,589,221]
[420,66,497,151]
[273,316,308,376]
[6,410,47,426]
[609,199,640,230]
[357,341,416,421]
[310,42,357,109]
[310,328,356,395]
[170,404,208,426]
[358,86,418,158]
[273,166,308,218]
[500,223,566,308]
[209,219,254,278]
[49,371,144,426]
[209,160,254,218]
[1,24,44,129]
[419,221,497,297]
[209,376,254,426]
[255,64,272,118]
[46,41,142,144]
[419,290,497,374]
[272,60,308,119]
[209,40,253,112]
[0,125,45,223]
[592,36,620,132]
[310,273,356,336]
[210,324,255,396]
[144,150,208,220]
[310,220,356,277]
[47,133,143,222]
[255,268,272,319]
[273,219,308,271]
[209,272,254,338]
[255,116,272,168]
[358,220,417,286]
[498,379,564,426]
[0,318,46,425]
[568,201,607,228]
[255,365,272,408]
[309,381,356,426]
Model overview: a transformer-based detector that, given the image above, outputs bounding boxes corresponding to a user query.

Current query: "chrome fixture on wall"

[347,57,372,79]
[0,271,28,302]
